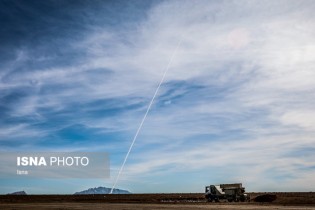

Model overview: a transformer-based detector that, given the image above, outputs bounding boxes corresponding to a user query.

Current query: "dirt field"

[1,203,315,210]
[1,193,315,210]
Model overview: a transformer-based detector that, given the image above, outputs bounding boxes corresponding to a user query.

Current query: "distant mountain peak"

[74,186,131,195]
[7,191,27,195]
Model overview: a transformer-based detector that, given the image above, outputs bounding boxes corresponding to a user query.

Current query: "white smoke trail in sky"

[110,37,183,194]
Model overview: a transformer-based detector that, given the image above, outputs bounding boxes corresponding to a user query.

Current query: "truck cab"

[205,185,225,202]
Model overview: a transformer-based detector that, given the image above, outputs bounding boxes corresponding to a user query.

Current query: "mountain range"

[7,191,27,195]
[74,186,131,194]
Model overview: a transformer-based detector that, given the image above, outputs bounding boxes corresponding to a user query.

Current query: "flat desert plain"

[1,193,315,210]
[1,203,315,210]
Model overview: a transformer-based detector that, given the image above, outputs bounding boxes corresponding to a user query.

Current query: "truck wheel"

[208,198,213,202]
[227,199,233,202]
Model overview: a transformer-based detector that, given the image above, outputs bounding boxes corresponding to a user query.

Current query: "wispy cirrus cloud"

[0,0,315,193]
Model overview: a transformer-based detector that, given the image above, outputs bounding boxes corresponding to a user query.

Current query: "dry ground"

[1,203,315,210]
[1,193,315,210]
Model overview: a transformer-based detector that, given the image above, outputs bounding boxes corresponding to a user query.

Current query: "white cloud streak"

[1,0,315,191]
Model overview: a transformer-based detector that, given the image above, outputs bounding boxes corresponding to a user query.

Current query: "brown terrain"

[1,192,315,210]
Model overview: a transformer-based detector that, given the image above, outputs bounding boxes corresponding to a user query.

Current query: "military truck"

[205,183,249,202]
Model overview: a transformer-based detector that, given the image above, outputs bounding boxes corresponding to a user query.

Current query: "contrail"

[110,38,183,194]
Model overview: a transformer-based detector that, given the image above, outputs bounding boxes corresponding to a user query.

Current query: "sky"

[0,0,315,194]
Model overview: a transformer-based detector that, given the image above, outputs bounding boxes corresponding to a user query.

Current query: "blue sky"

[1,0,315,194]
